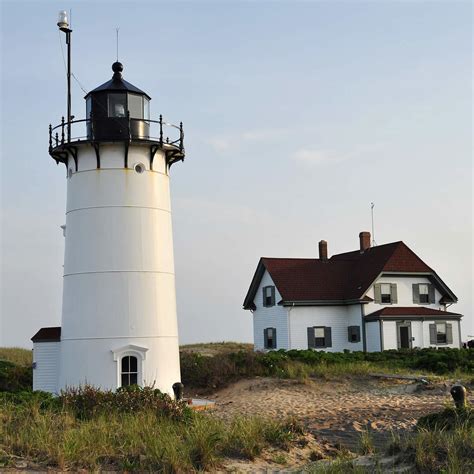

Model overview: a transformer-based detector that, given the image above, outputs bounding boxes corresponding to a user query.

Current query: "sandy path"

[206,376,472,450]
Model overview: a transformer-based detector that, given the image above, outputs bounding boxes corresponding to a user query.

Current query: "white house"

[243,232,462,352]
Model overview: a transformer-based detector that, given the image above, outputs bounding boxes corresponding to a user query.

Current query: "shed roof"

[31,327,61,342]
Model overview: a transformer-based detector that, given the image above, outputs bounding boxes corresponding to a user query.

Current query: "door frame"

[396,321,412,349]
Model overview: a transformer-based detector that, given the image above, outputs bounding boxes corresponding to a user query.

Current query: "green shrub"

[180,347,474,390]
[59,385,192,421]
[0,361,32,392]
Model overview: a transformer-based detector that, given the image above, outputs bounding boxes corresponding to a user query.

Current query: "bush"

[0,361,32,392]
[59,385,192,421]
[180,347,474,390]
[0,393,303,471]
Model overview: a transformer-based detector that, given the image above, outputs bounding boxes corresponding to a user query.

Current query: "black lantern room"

[49,61,184,170]
[85,62,150,141]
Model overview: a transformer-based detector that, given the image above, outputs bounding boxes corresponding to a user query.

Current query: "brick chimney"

[319,240,328,261]
[359,231,371,252]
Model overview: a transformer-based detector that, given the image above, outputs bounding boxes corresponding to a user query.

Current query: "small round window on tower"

[134,163,145,174]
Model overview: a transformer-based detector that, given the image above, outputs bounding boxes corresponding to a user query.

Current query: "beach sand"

[199,376,473,471]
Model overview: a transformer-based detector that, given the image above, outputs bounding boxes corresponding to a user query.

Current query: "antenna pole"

[58,11,73,142]
[371,202,376,246]
[116,28,119,61]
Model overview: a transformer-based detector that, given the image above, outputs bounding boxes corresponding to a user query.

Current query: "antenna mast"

[116,28,120,61]
[370,202,377,246]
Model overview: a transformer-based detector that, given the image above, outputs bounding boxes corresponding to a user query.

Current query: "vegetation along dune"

[1,344,473,472]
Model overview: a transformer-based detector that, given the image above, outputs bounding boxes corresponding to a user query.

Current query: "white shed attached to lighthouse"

[32,24,185,395]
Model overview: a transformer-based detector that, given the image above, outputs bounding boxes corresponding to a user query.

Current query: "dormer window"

[419,284,429,304]
[413,283,435,304]
[374,283,398,304]
[381,284,392,303]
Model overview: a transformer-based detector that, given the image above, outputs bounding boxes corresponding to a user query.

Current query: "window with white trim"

[264,327,276,349]
[121,355,138,386]
[380,284,392,304]
[436,323,447,344]
[419,284,429,304]
[262,286,275,307]
[314,327,326,347]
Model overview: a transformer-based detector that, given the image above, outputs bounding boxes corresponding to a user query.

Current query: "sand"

[199,375,473,470]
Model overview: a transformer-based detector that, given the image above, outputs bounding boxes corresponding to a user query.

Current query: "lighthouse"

[31,13,184,395]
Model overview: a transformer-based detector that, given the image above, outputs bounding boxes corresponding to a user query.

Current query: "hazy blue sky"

[1,1,472,347]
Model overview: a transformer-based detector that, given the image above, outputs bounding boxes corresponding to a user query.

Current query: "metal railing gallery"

[49,114,184,153]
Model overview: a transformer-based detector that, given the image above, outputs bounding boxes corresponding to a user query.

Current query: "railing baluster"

[55,132,59,146]
[61,117,65,144]
[49,124,53,151]
[159,114,163,145]
[179,122,183,152]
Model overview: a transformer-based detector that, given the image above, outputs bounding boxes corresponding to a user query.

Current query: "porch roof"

[364,307,462,321]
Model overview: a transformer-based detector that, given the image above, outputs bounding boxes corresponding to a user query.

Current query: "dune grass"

[388,407,474,472]
[0,393,304,471]
[0,348,32,366]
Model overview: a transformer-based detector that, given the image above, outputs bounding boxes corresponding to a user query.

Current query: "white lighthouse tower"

[32,15,184,395]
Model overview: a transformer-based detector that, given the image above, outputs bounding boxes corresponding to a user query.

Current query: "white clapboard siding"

[365,321,381,352]
[289,305,364,352]
[33,342,60,393]
[252,271,289,350]
[365,276,443,314]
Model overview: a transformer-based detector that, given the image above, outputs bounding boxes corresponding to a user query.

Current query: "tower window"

[121,356,138,386]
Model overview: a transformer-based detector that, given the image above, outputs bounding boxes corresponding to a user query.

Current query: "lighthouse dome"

[85,62,151,99]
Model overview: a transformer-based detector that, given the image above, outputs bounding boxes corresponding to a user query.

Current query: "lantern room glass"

[128,93,143,119]
[144,98,150,120]
[108,93,127,118]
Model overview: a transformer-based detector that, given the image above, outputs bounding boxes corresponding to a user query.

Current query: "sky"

[0,1,472,347]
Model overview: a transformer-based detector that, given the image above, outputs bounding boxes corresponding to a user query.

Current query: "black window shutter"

[413,284,420,304]
[324,327,332,347]
[446,324,453,344]
[428,285,435,304]
[429,324,436,344]
[273,327,277,348]
[262,287,267,307]
[263,328,268,348]
[271,286,275,306]
[307,327,315,349]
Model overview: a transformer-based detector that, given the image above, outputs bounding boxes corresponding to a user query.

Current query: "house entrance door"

[397,323,412,349]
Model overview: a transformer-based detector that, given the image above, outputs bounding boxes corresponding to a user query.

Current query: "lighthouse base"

[32,329,181,396]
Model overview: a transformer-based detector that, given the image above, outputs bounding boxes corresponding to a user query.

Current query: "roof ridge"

[331,240,403,259]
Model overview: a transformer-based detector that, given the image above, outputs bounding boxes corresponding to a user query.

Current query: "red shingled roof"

[243,241,457,308]
[31,327,61,342]
[365,307,462,320]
